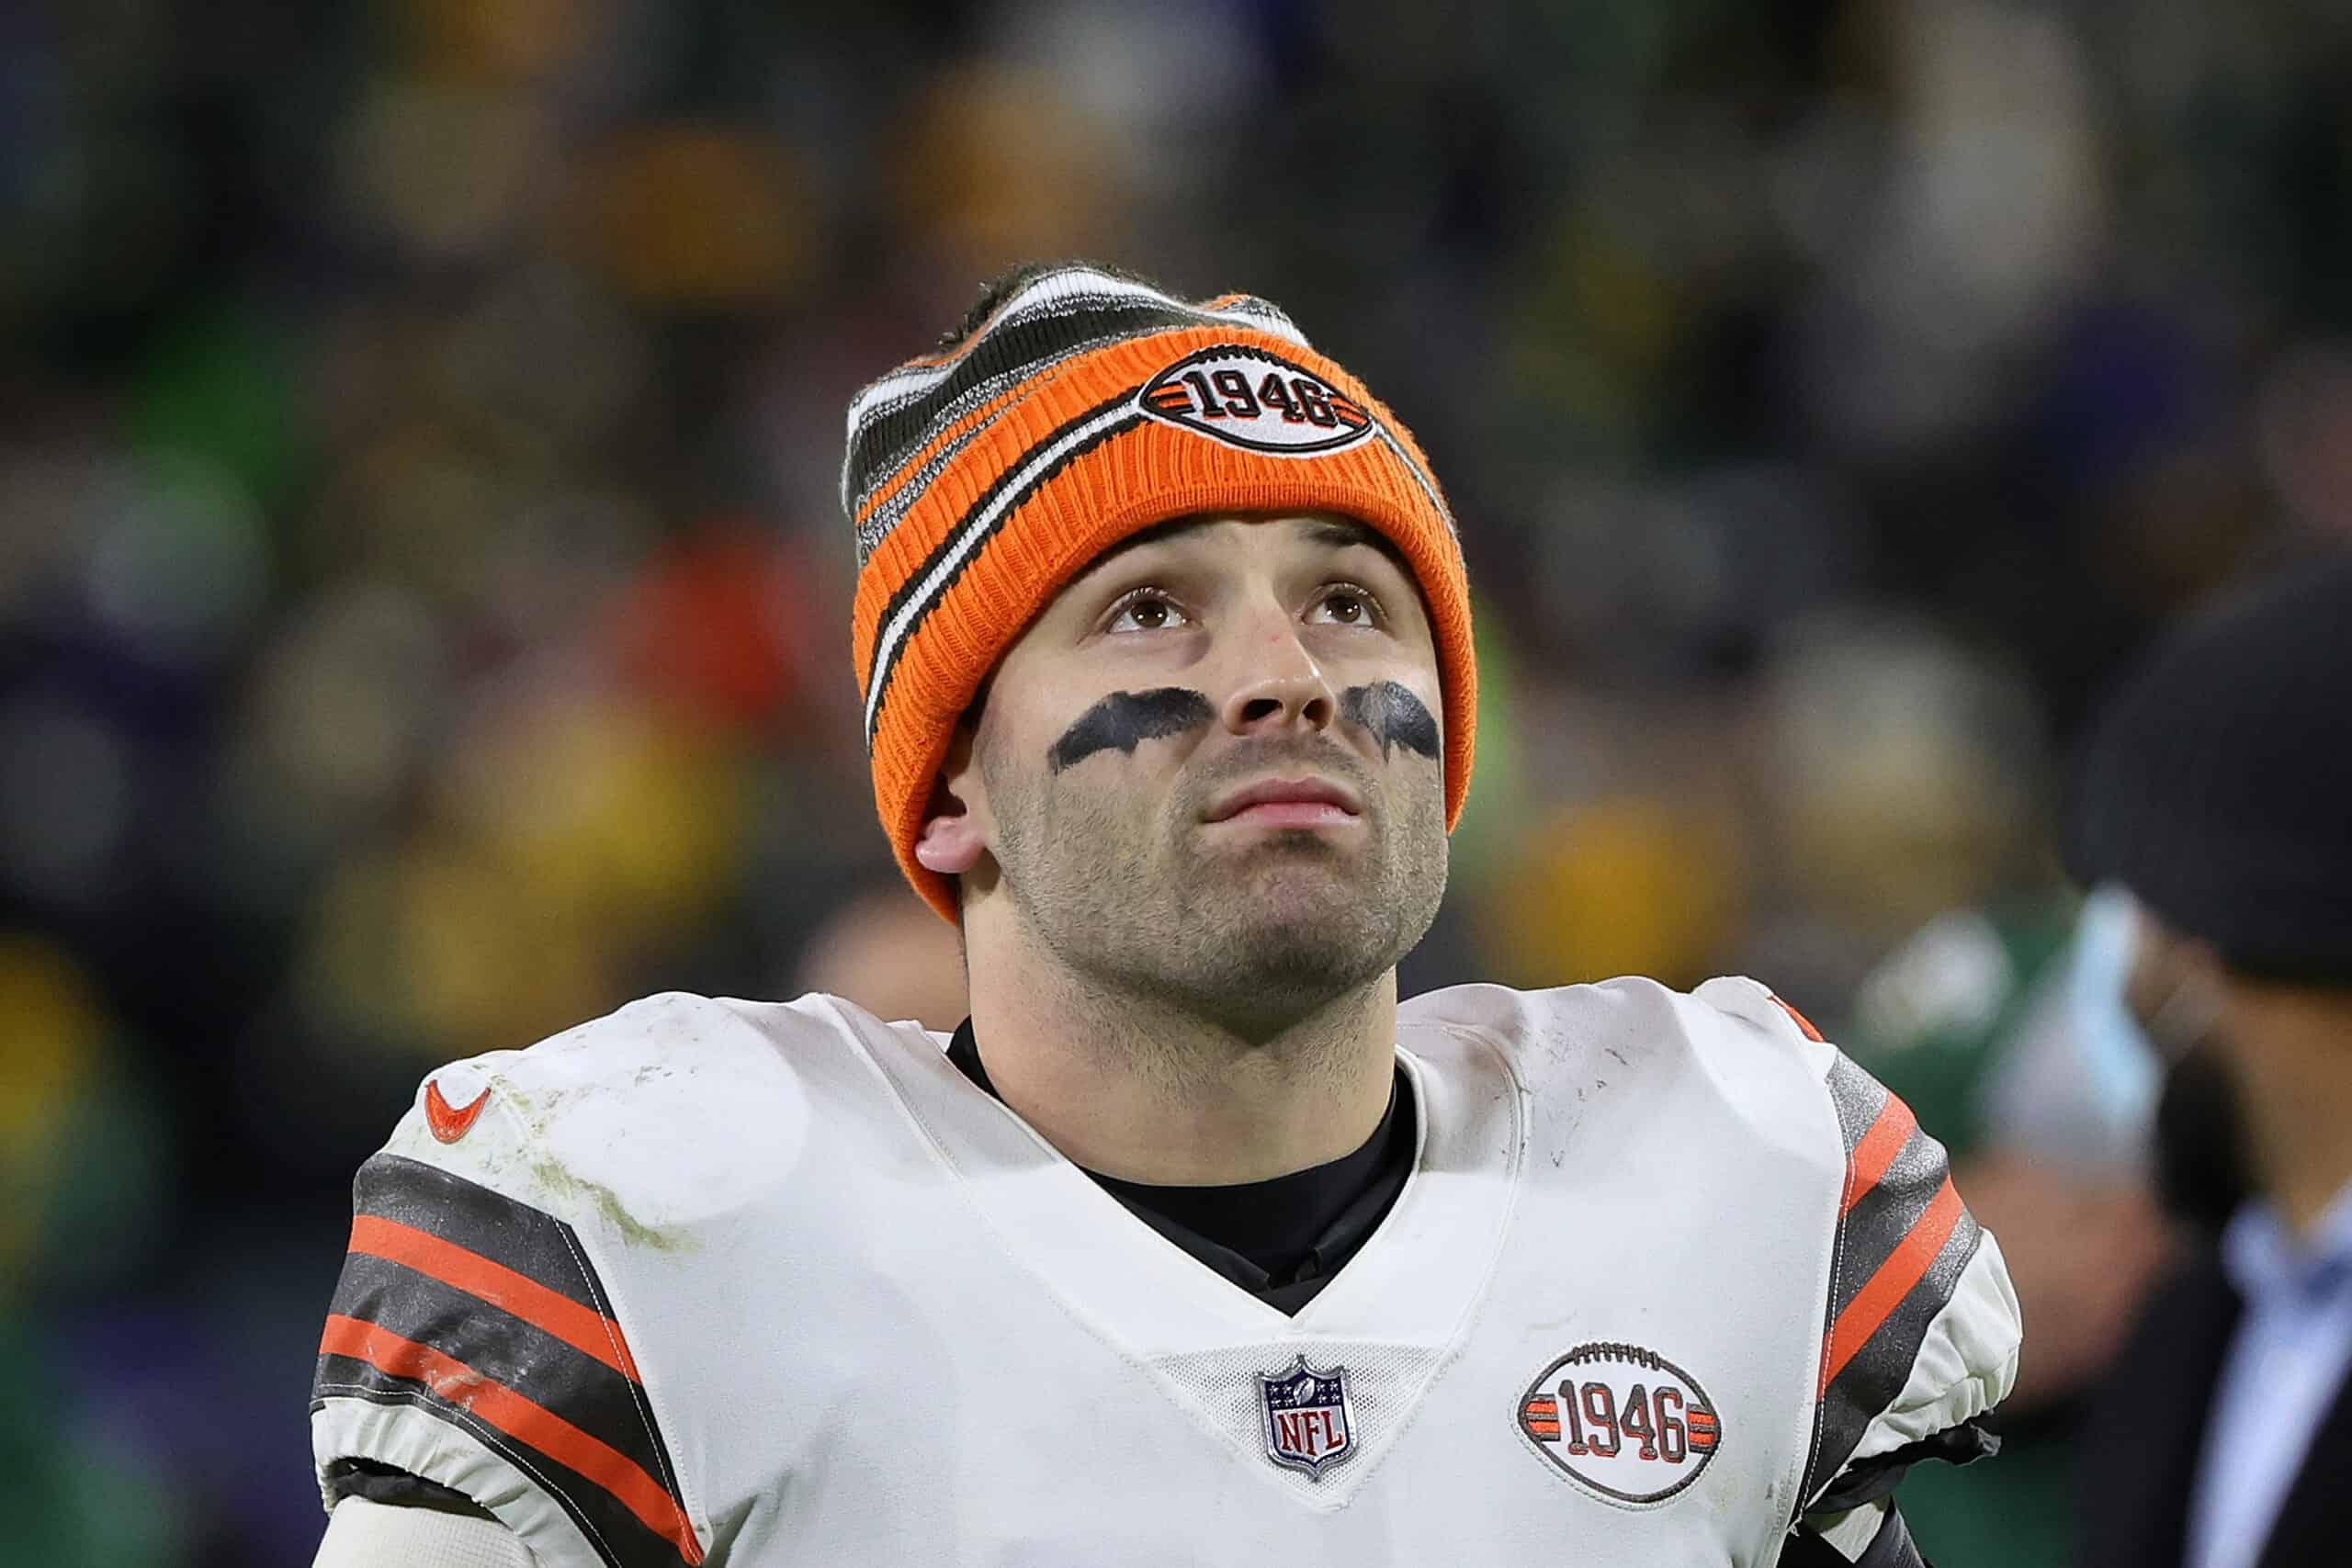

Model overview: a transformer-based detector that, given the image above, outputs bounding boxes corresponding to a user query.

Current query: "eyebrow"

[1085,514,1199,572]
[1086,515,1421,586]
[1306,519,1421,588]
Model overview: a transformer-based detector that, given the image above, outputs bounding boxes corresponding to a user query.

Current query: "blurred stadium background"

[4,0,2349,1562]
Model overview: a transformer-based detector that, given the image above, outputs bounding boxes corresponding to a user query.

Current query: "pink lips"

[1205,776,1363,827]
[1224,800,1358,828]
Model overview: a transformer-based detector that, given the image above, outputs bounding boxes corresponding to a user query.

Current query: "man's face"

[950,513,1450,1037]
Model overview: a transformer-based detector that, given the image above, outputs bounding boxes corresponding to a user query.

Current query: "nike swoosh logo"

[424,1079,492,1144]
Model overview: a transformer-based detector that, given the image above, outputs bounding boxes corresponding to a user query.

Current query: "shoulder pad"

[1403,976,1852,1178]
[385,990,922,1237]
[311,990,933,1568]
[1691,975,1839,1055]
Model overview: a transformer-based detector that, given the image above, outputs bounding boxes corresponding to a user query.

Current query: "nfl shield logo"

[1258,1355,1357,1478]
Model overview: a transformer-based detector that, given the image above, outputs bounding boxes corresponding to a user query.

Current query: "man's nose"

[1217,610,1336,739]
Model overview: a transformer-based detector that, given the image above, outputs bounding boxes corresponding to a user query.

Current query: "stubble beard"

[984,745,1449,1043]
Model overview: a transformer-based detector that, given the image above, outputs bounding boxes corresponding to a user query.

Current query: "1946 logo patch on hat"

[1139,344,1381,457]
[1517,1342,1722,1505]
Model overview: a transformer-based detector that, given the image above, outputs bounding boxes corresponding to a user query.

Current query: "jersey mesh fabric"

[1147,1341,1441,1501]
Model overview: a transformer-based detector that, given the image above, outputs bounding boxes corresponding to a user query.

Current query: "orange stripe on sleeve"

[319,1314,701,1564]
[1839,1095,1920,1216]
[1818,1176,1966,1393]
[347,1214,641,1382]
[1771,995,1828,1042]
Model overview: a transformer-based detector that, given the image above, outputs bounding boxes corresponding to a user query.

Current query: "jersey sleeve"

[314,1495,537,1568]
[1796,1044,2021,1515]
[310,1068,704,1568]
[1781,1500,1932,1567]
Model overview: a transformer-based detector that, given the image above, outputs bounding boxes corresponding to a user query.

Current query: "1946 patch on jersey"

[1516,1342,1722,1505]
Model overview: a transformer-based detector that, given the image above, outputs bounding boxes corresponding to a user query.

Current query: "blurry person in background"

[1841,886,2171,1568]
[302,265,2018,1567]
[1794,616,2175,1568]
[2068,551,2352,1568]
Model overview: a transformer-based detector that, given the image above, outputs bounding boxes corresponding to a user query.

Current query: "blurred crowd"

[4,0,2351,1562]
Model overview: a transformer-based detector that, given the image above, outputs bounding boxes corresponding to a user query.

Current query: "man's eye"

[1308,586,1381,626]
[1107,591,1188,633]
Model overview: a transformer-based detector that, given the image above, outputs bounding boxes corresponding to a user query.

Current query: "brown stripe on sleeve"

[1830,1122,1954,1322]
[1800,1054,1984,1511]
[317,1154,695,1567]
[316,1315,699,1568]
[345,1215,639,1378]
[353,1154,602,1311]
[1824,1053,1891,1160]
[318,1247,665,1483]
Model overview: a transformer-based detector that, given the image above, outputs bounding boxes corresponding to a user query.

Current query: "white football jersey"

[311,976,2018,1568]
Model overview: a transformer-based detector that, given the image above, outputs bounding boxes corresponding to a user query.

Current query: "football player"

[310,265,2019,1568]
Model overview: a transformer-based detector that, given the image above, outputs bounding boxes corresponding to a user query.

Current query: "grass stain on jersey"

[1339,682,1440,761]
[529,1156,698,1253]
[1047,688,1213,773]
[492,1082,697,1253]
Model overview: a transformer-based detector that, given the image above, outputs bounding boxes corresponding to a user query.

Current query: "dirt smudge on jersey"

[529,1155,698,1253]
[488,1077,699,1253]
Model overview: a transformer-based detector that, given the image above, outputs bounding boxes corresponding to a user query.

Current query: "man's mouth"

[1204,776,1364,829]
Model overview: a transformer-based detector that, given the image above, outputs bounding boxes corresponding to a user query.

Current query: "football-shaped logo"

[1517,1342,1722,1504]
[1136,344,1380,457]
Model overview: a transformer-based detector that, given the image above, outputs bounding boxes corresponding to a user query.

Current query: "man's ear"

[915,723,989,875]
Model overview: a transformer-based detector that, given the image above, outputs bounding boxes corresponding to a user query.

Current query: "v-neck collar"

[946,1017,1414,1304]
[840,1000,1524,1359]
[1086,1105,1404,1269]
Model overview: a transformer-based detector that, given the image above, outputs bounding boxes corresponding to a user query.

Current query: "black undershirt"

[945,1019,1416,1315]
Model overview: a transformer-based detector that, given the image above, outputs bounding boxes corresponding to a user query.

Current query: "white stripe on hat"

[863,398,1145,741]
[842,268,1306,441]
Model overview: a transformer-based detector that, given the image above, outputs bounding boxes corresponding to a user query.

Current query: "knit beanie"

[844,265,1476,922]
[2064,549,2352,982]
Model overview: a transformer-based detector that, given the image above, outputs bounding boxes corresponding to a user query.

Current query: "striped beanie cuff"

[845,265,1476,922]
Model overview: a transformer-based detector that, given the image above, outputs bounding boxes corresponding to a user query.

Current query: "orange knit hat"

[846,265,1476,921]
